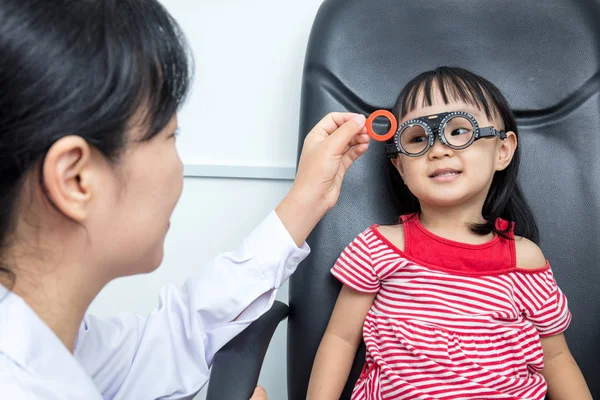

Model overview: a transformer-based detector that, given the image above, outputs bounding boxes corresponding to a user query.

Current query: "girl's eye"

[170,129,180,139]
[450,128,470,136]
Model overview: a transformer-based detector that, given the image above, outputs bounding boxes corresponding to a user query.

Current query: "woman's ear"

[495,131,517,171]
[42,136,97,222]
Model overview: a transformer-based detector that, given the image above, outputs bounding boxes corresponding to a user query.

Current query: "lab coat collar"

[0,285,102,399]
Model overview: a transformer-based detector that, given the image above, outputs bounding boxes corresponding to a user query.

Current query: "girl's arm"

[307,285,376,400]
[541,333,592,400]
[514,238,592,399]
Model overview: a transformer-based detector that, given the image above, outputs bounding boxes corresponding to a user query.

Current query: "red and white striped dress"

[331,214,571,400]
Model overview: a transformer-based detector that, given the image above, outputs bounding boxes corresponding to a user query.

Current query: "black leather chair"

[208,1,600,398]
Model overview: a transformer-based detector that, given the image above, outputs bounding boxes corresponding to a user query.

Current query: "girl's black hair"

[386,66,539,243]
[0,0,192,287]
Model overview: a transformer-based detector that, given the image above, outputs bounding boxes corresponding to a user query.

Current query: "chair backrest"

[288,0,600,398]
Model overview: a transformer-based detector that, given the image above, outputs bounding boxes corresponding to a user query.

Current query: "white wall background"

[172,0,326,176]
[87,1,326,399]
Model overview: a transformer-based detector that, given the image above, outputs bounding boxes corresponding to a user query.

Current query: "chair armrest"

[205,300,289,400]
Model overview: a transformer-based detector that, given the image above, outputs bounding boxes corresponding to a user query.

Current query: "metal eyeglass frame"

[383,110,507,158]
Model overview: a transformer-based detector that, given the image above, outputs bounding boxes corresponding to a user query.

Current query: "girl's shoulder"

[514,235,548,270]
[373,223,405,252]
[497,218,548,271]
[369,213,421,252]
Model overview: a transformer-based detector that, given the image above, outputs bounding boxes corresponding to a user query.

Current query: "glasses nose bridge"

[426,119,447,148]
[427,123,454,157]
[428,119,441,135]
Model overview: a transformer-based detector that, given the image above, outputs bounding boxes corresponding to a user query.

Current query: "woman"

[0,0,370,398]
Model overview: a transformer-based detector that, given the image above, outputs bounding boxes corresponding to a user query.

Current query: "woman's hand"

[250,386,268,400]
[276,113,369,246]
[293,112,369,211]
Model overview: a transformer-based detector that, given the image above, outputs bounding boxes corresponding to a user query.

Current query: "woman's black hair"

[386,66,539,243]
[0,0,192,287]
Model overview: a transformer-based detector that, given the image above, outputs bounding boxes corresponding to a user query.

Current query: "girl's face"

[392,91,517,211]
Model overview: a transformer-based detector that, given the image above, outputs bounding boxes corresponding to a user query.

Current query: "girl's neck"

[418,203,492,244]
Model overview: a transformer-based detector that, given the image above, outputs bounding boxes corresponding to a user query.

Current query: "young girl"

[307,67,592,399]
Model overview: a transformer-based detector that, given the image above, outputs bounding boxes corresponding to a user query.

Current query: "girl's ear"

[496,131,517,171]
[391,156,405,179]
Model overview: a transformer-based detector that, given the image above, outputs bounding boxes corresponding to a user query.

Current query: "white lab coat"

[0,211,310,399]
